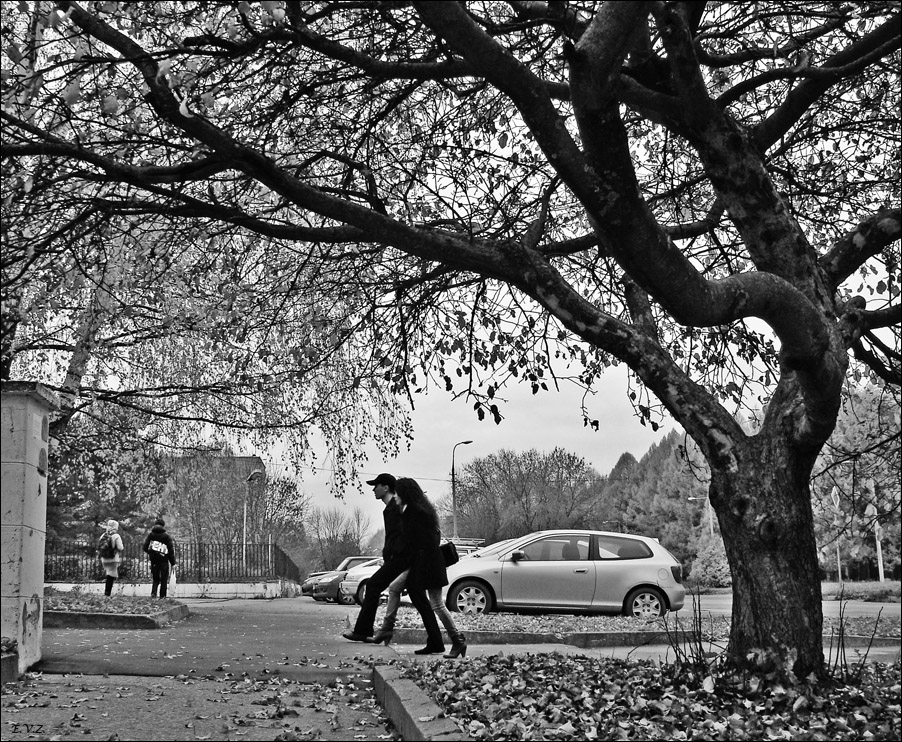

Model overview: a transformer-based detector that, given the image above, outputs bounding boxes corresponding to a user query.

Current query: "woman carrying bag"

[395,477,467,658]
[97,519,125,596]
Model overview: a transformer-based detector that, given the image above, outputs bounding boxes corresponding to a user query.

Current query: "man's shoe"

[342,631,370,642]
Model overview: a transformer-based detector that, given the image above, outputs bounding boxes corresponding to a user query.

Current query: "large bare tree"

[2,2,899,676]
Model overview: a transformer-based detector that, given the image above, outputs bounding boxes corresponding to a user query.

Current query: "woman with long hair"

[394,477,467,658]
[98,519,125,596]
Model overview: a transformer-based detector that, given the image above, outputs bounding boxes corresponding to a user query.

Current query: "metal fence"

[44,539,301,583]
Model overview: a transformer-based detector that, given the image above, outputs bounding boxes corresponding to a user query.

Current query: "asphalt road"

[688,592,901,619]
[34,592,901,678]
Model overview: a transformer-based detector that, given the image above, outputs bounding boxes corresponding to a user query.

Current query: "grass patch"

[43,586,182,615]
[822,581,901,603]
[390,605,899,640]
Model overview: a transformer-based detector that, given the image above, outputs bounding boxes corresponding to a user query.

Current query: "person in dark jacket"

[394,477,467,658]
[342,473,409,643]
[142,517,176,598]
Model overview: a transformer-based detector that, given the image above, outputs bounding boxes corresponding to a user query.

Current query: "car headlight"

[317,575,334,584]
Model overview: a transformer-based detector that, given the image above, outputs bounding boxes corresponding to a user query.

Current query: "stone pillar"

[1,381,58,675]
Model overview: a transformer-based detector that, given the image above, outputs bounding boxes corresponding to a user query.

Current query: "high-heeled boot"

[365,614,396,645]
[444,632,467,659]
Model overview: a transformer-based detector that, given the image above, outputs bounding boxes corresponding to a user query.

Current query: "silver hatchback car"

[444,530,685,617]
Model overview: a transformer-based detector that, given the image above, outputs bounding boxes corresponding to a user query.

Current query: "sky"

[277,365,675,534]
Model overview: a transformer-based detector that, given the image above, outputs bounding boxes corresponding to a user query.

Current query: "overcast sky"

[270,366,675,534]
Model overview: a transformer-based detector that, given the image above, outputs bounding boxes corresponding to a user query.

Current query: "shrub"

[691,536,732,587]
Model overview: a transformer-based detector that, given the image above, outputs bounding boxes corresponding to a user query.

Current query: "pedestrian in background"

[395,477,467,658]
[97,519,125,597]
[143,517,177,598]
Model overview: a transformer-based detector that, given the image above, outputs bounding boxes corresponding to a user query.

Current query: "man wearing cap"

[342,473,410,643]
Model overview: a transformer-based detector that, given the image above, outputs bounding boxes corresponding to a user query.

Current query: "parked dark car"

[301,556,375,599]
[309,557,380,604]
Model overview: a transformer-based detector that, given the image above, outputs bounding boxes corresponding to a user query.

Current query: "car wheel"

[338,590,355,605]
[624,587,666,618]
[356,581,368,605]
[449,580,493,614]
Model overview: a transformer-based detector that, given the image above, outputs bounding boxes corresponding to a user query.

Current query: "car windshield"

[348,558,381,574]
[469,539,515,558]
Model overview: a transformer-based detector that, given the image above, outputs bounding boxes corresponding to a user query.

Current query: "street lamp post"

[451,440,473,540]
[688,496,714,537]
[244,469,264,575]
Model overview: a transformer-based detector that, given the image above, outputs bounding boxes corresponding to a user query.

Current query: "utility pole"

[451,440,473,540]
[244,469,264,575]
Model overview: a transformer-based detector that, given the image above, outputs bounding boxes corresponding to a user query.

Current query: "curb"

[43,603,190,629]
[373,664,470,741]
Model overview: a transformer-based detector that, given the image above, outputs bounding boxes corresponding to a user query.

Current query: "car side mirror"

[510,550,525,562]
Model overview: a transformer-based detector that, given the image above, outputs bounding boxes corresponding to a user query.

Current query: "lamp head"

[246,468,264,482]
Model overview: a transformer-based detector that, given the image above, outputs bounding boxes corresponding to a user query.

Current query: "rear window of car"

[520,536,590,561]
[594,536,652,560]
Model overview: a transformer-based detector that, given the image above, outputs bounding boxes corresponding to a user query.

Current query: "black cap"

[366,473,396,488]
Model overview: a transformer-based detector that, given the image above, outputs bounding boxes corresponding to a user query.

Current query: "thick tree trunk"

[713,431,825,678]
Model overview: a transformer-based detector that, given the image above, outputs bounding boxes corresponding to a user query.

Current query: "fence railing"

[44,539,301,584]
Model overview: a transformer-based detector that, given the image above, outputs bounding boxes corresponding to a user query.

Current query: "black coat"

[143,525,176,566]
[401,505,447,591]
[381,498,405,561]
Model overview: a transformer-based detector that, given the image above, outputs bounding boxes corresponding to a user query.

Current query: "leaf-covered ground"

[399,653,902,740]
[1,672,398,741]
[390,605,900,739]
[32,588,902,739]
[43,587,180,616]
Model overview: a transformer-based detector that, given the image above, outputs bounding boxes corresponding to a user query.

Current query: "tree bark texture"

[712,428,825,676]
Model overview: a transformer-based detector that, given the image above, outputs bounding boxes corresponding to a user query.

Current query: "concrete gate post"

[1,381,58,676]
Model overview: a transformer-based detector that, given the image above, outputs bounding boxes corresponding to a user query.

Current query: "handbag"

[440,541,459,567]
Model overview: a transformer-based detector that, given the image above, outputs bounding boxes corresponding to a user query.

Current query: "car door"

[500,534,596,609]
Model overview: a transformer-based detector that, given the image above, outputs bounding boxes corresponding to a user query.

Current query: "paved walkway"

[2,597,899,741]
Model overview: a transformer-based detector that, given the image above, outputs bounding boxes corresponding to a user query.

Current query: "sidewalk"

[2,598,464,741]
[2,598,899,741]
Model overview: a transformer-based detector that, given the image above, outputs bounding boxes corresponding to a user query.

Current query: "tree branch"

[852,337,902,386]
[820,207,901,290]
[754,14,901,151]
[861,306,902,333]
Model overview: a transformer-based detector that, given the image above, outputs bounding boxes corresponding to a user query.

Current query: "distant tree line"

[445,381,900,583]
[445,431,716,578]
